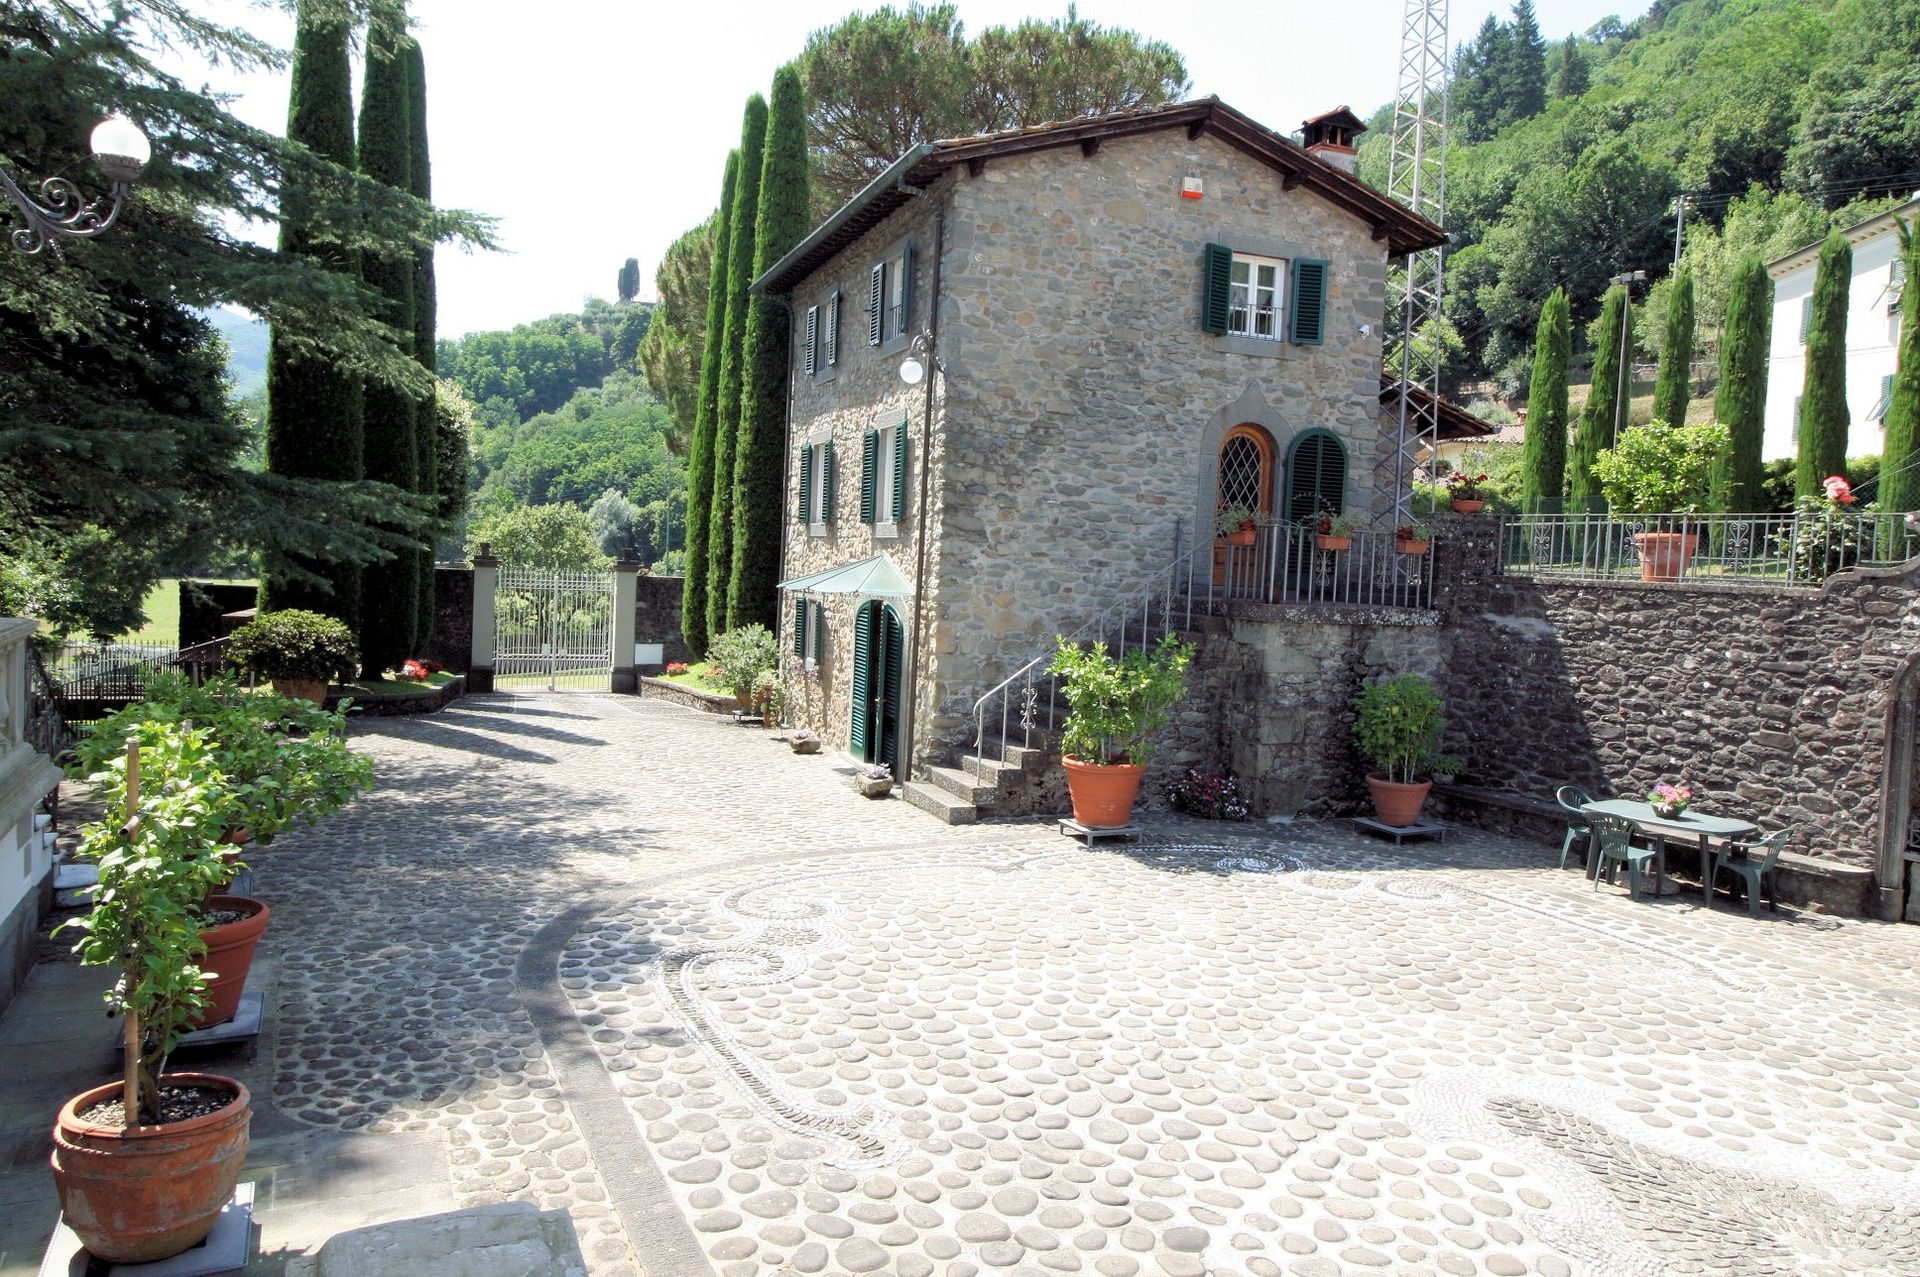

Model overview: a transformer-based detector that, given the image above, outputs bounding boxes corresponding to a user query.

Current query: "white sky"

[176,0,1644,339]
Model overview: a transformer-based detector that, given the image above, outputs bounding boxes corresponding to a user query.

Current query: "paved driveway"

[8,691,1919,1277]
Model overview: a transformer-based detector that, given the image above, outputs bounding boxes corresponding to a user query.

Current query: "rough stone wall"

[634,575,693,670]
[1433,515,1920,878]
[421,567,473,672]
[926,132,1395,761]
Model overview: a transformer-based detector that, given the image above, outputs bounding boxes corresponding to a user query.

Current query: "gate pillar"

[470,543,498,693]
[611,554,639,694]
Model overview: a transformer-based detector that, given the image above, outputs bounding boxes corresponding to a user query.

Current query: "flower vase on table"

[1648,781,1692,820]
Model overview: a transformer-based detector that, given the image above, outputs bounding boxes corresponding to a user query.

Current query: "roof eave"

[751,143,939,297]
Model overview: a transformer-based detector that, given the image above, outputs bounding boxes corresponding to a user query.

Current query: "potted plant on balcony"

[1445,472,1489,513]
[1394,520,1432,555]
[51,723,252,1264]
[1353,673,1460,828]
[225,609,358,703]
[1215,503,1258,547]
[1591,419,1730,581]
[1314,511,1358,551]
[1048,633,1195,828]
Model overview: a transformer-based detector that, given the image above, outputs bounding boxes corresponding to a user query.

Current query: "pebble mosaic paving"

[257,693,1920,1277]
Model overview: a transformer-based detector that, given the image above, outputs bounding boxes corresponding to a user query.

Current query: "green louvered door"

[877,606,903,774]
[850,602,873,758]
[849,601,902,771]
[1285,429,1348,523]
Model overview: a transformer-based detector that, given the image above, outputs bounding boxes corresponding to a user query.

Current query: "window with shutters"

[825,291,840,367]
[791,597,828,666]
[802,438,834,533]
[1228,254,1285,339]
[868,419,908,534]
[1202,243,1327,351]
[1800,295,1813,344]
[1284,429,1348,523]
[1871,373,1896,423]
[868,238,913,352]
[802,305,819,377]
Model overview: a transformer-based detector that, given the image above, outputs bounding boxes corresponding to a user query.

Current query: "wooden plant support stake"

[120,736,141,1125]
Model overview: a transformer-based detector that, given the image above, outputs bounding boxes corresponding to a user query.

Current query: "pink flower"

[1823,475,1856,505]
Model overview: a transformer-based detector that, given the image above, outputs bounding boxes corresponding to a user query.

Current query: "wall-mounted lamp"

[2,115,151,257]
[898,332,939,386]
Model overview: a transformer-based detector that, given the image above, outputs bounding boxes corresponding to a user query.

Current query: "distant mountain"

[205,306,269,398]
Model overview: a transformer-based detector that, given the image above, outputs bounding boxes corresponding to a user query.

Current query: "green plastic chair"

[1589,811,1657,899]
[1555,785,1594,870]
[1709,828,1791,917]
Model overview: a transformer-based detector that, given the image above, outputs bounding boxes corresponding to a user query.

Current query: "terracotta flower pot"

[1633,531,1700,582]
[192,896,270,1029]
[51,1073,250,1264]
[1224,529,1257,547]
[1315,534,1352,551]
[1449,499,1485,514]
[1062,755,1146,828]
[1366,774,1433,827]
[271,677,328,705]
[1395,539,1430,556]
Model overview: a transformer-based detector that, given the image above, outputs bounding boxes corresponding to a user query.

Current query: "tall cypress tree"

[262,2,364,629]
[707,95,767,641]
[1712,256,1772,511]
[1571,285,1629,512]
[1797,231,1852,498]
[1880,224,1920,513]
[680,151,739,658]
[729,66,812,631]
[354,5,418,675]
[618,258,641,303]
[405,35,440,647]
[1522,288,1570,513]
[1652,266,1694,427]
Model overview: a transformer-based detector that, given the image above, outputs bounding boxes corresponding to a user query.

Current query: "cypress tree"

[354,7,419,675]
[1881,223,1920,513]
[1797,231,1852,498]
[1652,266,1694,428]
[262,3,364,630]
[1711,256,1771,511]
[707,95,768,641]
[405,36,440,647]
[1521,288,1570,513]
[729,66,812,631]
[1571,285,1629,512]
[618,257,641,303]
[681,151,739,658]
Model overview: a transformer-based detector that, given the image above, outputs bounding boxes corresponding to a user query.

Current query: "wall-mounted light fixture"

[2,115,151,257]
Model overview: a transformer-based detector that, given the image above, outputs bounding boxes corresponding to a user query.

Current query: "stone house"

[751,98,1488,796]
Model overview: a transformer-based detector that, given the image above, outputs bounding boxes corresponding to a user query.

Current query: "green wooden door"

[849,601,903,772]
[850,601,873,758]
[1285,429,1348,523]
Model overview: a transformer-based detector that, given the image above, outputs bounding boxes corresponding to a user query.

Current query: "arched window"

[1216,424,1276,520]
[1284,429,1347,523]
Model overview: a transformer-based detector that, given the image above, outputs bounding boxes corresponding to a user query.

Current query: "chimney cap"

[1302,105,1367,134]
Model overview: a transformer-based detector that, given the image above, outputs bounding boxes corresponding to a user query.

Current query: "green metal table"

[1581,799,1757,902]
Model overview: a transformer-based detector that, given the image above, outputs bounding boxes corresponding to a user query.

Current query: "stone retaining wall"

[635,575,693,671]
[422,567,473,672]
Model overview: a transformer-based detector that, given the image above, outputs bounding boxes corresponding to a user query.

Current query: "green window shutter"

[868,263,885,345]
[879,607,903,769]
[891,422,909,523]
[826,291,840,366]
[1800,296,1813,343]
[861,428,879,523]
[822,438,835,521]
[793,597,806,655]
[812,599,827,660]
[798,444,813,520]
[1873,373,1896,421]
[803,305,818,377]
[1201,243,1232,334]
[898,241,914,335]
[1289,259,1328,345]
[1284,429,1348,522]
[850,603,873,757]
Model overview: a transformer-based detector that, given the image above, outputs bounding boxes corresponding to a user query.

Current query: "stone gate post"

[469,543,498,693]
[611,555,639,694]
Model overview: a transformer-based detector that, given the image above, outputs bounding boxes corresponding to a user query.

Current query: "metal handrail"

[1498,510,1920,587]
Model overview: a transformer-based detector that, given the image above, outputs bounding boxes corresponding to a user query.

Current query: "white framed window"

[876,423,899,530]
[886,252,907,338]
[800,436,834,532]
[1228,253,1286,340]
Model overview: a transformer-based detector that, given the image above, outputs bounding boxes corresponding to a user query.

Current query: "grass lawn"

[655,662,732,696]
[106,577,255,648]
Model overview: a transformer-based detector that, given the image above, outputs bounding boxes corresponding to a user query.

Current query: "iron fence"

[1498,511,1920,587]
[494,566,614,692]
[49,641,178,699]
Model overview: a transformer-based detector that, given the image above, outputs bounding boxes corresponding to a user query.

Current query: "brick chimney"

[1301,107,1366,176]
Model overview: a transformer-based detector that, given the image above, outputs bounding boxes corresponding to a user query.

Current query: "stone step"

[1003,743,1058,772]
[927,765,999,806]
[958,755,1028,792]
[902,782,978,825]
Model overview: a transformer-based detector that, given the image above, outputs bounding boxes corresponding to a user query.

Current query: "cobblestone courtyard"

[7,691,1920,1276]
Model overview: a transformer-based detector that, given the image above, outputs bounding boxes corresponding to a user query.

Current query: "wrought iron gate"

[494,567,614,692]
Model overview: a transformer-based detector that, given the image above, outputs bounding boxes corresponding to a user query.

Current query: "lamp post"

[1609,269,1648,449]
[1,115,151,257]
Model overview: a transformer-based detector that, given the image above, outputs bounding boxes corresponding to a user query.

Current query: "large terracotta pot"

[192,896,270,1029]
[1224,529,1257,547]
[1366,774,1433,827]
[1449,499,1485,514]
[51,1073,250,1264]
[1633,531,1700,582]
[271,677,328,704]
[1315,534,1352,552]
[1062,755,1146,828]
[1395,538,1430,556]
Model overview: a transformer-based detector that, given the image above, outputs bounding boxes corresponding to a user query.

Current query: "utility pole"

[1671,195,1687,267]
[1609,269,1648,449]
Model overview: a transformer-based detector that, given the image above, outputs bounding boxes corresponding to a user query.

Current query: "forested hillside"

[1356,0,1920,390]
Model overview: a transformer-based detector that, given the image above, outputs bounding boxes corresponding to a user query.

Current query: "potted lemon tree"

[1591,420,1730,581]
[225,609,358,703]
[1353,673,1459,827]
[1048,633,1194,828]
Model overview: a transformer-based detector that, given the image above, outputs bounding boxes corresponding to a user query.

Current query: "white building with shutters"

[749,99,1488,791]
[1765,196,1917,465]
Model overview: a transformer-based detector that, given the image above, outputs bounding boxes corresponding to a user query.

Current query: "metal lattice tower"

[1386,0,1450,522]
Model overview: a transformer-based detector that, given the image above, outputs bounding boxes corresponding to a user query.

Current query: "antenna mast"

[1386,0,1450,521]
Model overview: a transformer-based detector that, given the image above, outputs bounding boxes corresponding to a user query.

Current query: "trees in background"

[706,97,767,644]
[1796,231,1852,497]
[638,215,719,454]
[467,504,606,571]
[1881,225,1920,514]
[1521,289,1570,512]
[728,65,810,632]
[617,257,641,304]
[405,34,442,652]
[1450,1,1546,144]
[1711,256,1771,511]
[679,154,738,658]
[1571,286,1629,511]
[1651,265,1694,428]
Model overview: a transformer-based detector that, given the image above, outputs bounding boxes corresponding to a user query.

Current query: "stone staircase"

[902,736,1065,825]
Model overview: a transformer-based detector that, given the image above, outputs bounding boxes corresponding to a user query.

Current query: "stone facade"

[779,127,1401,776]
[632,574,692,671]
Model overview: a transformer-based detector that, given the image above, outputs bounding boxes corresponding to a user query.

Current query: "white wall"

[1765,230,1904,465]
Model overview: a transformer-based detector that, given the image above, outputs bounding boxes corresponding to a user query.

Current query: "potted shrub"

[708,623,780,712]
[1048,633,1195,828]
[1215,503,1258,547]
[1314,511,1358,552]
[226,609,358,703]
[855,763,894,797]
[1591,420,1730,581]
[1445,472,1489,513]
[51,724,251,1264]
[1352,673,1460,827]
[1394,520,1432,555]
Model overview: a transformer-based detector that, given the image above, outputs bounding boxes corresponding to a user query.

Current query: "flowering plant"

[665,661,689,675]
[789,728,817,743]
[1215,503,1258,536]
[1822,474,1857,505]
[1162,769,1251,820]
[856,763,892,781]
[1445,472,1489,499]
[398,658,442,681]
[1315,511,1359,537]
[1647,781,1692,815]
[1395,520,1432,543]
